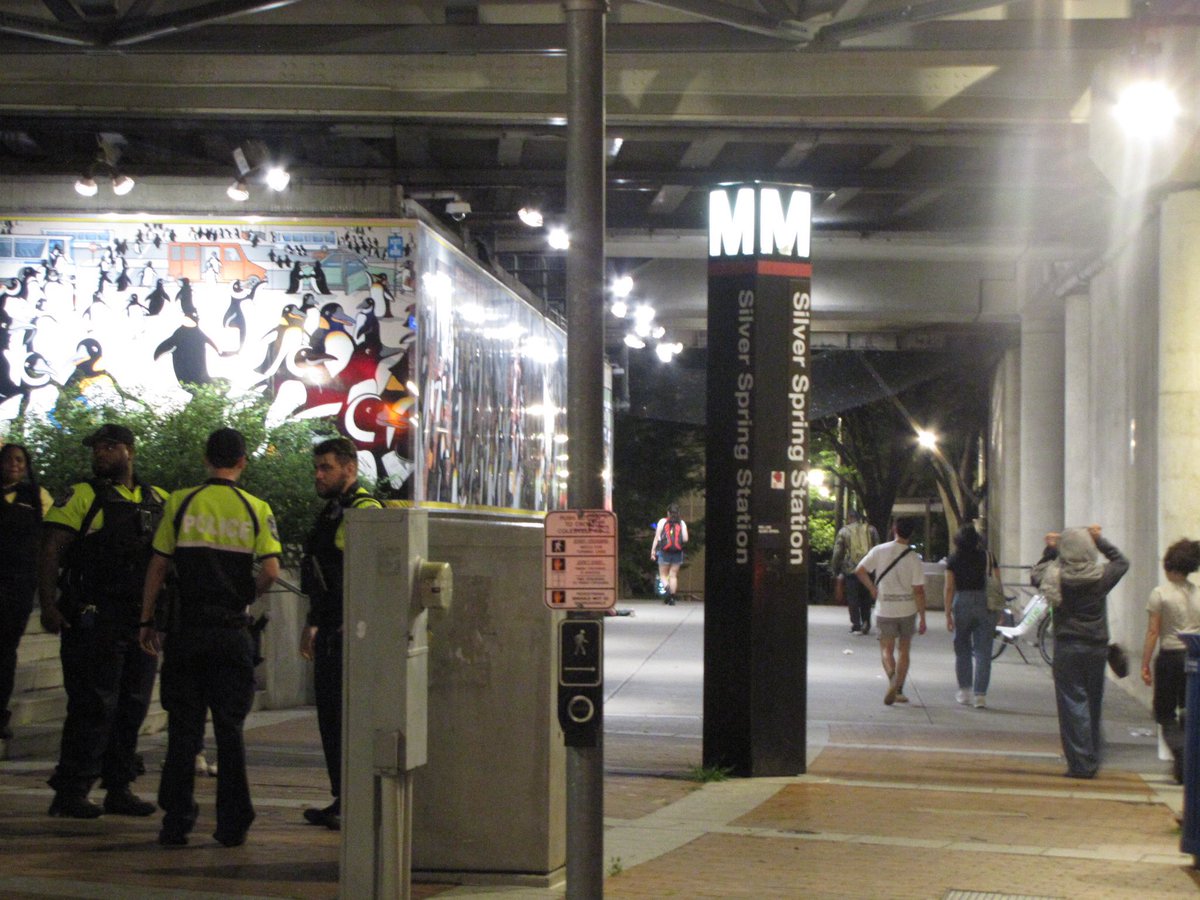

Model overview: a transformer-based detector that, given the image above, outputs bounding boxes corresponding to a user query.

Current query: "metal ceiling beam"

[0,18,1135,54]
[816,0,1020,45]
[106,0,305,46]
[40,0,83,23]
[634,0,813,41]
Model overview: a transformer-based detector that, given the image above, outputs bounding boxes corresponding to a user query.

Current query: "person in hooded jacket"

[1032,525,1129,779]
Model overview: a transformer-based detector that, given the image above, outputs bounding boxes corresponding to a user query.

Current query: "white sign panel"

[544,509,618,610]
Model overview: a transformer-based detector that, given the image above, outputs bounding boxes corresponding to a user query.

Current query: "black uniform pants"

[49,612,156,796]
[158,625,256,837]
[0,576,36,724]
[845,576,872,632]
[313,626,343,804]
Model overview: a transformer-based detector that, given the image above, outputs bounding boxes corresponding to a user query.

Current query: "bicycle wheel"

[1037,613,1054,665]
[992,630,1008,660]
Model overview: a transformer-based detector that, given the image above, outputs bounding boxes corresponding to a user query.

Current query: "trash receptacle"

[1178,630,1200,868]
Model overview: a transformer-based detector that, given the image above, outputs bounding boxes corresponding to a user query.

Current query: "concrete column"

[1018,307,1065,564]
[1158,191,1200,546]
[992,347,1021,571]
[1062,292,1091,525]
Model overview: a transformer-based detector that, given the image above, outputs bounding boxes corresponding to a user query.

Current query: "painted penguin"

[154,311,226,391]
[145,278,170,316]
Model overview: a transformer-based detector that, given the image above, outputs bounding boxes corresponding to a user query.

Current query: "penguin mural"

[63,338,134,404]
[254,304,306,378]
[176,277,196,318]
[153,311,230,392]
[114,258,131,292]
[312,259,331,294]
[223,276,262,351]
[145,278,170,316]
[355,296,381,355]
[0,352,54,419]
[285,261,303,294]
[311,302,354,355]
[125,293,148,316]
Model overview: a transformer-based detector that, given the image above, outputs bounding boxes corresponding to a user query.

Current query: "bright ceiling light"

[110,174,135,196]
[611,274,634,298]
[651,325,665,340]
[655,343,675,362]
[610,300,628,318]
[265,166,290,191]
[632,304,655,325]
[518,206,544,228]
[74,176,98,197]
[623,334,645,349]
[227,179,249,202]
[1114,79,1181,139]
[916,429,938,450]
[547,227,570,250]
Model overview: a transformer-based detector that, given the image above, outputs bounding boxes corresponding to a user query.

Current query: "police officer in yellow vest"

[298,437,382,831]
[139,427,281,848]
[38,423,168,819]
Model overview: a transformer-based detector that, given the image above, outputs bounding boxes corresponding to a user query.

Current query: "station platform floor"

[1,601,1197,899]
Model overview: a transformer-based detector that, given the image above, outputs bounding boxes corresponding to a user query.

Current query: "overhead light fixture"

[623,334,645,349]
[74,134,134,198]
[611,274,634,298]
[610,300,628,319]
[547,227,570,250]
[226,142,291,201]
[227,179,250,202]
[110,173,135,196]
[1114,78,1181,139]
[265,165,290,191]
[518,206,544,228]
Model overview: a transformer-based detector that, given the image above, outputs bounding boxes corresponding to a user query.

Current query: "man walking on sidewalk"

[831,509,879,635]
[855,517,926,705]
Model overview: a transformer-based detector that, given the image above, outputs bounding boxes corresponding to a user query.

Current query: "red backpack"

[659,519,684,553]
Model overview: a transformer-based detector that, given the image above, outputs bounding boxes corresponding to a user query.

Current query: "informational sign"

[544,509,618,610]
[704,181,811,777]
[386,234,408,258]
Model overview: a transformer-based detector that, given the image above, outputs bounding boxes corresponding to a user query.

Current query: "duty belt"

[179,603,253,629]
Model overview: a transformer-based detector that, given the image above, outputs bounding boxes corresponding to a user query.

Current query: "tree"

[612,412,705,596]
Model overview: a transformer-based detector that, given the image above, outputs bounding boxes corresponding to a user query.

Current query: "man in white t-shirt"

[854,517,927,706]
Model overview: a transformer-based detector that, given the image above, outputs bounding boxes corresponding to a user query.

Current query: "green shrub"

[7,385,330,560]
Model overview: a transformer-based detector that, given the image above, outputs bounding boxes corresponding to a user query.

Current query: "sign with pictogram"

[544,509,618,610]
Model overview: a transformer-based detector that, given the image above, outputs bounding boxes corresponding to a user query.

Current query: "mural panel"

[0,216,565,511]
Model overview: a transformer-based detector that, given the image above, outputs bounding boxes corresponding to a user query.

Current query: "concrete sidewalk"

[0,600,1195,898]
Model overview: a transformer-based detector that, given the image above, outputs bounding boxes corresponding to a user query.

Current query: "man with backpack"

[831,509,879,635]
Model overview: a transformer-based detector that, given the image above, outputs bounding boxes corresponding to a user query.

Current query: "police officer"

[38,423,167,818]
[139,427,280,848]
[299,437,381,831]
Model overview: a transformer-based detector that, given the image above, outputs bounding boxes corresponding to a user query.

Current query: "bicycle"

[992,588,1054,665]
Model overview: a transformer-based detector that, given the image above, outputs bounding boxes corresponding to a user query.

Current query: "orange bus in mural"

[167,242,267,283]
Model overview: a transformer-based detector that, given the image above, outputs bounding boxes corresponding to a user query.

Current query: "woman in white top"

[1140,538,1200,783]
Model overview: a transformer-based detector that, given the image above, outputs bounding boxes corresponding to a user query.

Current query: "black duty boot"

[48,793,103,819]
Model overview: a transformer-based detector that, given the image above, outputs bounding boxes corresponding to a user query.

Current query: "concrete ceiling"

[0,0,1188,341]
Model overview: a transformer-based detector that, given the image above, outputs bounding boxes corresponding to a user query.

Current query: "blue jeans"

[952,590,996,695]
[1052,639,1107,777]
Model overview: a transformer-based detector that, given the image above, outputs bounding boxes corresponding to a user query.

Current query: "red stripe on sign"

[708,259,812,277]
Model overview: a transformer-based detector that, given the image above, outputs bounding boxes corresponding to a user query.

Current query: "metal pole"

[564,0,607,897]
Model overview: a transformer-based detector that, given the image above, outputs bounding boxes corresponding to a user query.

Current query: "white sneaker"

[972,694,987,709]
[956,689,970,705]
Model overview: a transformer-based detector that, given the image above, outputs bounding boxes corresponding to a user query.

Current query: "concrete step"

[16,631,59,665]
[12,657,62,694]
[0,706,167,762]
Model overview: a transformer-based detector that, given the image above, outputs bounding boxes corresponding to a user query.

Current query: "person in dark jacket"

[1032,525,1129,779]
[299,437,381,831]
[0,443,52,740]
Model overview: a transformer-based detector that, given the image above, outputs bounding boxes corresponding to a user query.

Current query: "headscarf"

[1039,527,1105,607]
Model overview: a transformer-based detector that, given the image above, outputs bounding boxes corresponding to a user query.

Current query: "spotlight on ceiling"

[110,173,135,196]
[227,179,250,202]
[1114,78,1181,139]
[518,206,544,228]
[75,134,134,198]
[547,227,570,250]
[265,165,291,192]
